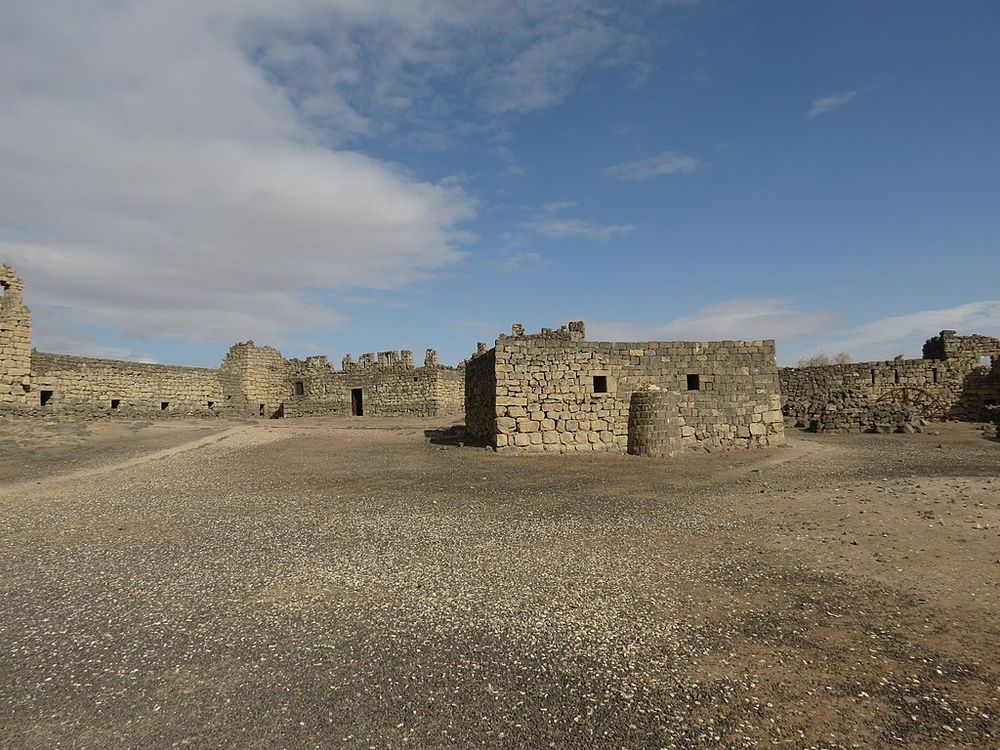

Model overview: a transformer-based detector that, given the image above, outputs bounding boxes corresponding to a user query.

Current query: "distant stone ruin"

[781,330,1000,431]
[0,265,462,419]
[465,321,785,454]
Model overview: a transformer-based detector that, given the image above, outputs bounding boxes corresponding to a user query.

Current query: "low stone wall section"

[29,353,225,416]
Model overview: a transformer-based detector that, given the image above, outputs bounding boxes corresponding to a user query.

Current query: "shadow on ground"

[423,424,490,448]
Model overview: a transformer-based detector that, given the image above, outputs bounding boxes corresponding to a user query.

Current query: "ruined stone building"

[0,266,463,418]
[465,322,785,454]
[780,330,1000,431]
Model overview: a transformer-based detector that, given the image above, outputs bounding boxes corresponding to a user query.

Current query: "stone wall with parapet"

[780,331,1000,421]
[28,352,225,416]
[466,323,784,454]
[0,265,32,405]
[282,348,464,418]
[0,264,463,420]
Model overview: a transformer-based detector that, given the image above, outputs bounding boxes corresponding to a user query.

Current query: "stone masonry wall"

[0,264,463,421]
[780,331,1000,421]
[468,332,784,454]
[219,342,290,417]
[0,265,32,405]
[464,349,496,439]
[283,349,464,418]
[29,353,224,416]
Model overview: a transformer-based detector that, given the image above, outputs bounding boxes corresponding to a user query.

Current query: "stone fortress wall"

[31,353,224,417]
[465,322,785,454]
[0,265,463,419]
[780,330,1000,426]
[282,348,463,418]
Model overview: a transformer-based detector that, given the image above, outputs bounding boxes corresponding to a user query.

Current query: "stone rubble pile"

[785,388,922,434]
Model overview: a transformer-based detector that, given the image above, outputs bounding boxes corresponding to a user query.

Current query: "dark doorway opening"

[351,388,364,416]
[593,375,608,393]
[40,390,54,406]
[111,399,120,410]
[294,381,305,396]
[686,374,700,391]
[259,403,265,416]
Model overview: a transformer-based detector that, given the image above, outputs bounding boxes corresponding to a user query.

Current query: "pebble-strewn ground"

[0,417,997,749]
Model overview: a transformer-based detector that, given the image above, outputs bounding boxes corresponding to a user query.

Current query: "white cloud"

[793,300,1000,363]
[493,252,546,274]
[533,220,635,241]
[806,89,861,119]
[603,151,699,181]
[541,201,578,214]
[0,1,480,347]
[588,298,836,344]
[0,1,688,348]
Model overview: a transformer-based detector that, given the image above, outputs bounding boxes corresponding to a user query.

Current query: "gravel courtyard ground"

[1,416,997,749]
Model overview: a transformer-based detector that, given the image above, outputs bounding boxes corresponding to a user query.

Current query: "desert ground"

[0,416,997,750]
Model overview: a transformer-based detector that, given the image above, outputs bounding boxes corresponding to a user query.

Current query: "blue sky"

[1,0,998,367]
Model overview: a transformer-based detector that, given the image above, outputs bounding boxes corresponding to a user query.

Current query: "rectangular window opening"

[894,369,900,384]
[40,390,54,406]
[111,399,120,410]
[593,375,608,393]
[932,369,939,384]
[870,369,877,386]
[293,381,305,396]
[686,374,700,391]
[258,403,265,416]
[160,401,169,411]
[351,388,364,416]
[207,401,214,410]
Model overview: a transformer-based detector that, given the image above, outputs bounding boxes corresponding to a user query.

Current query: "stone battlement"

[0,266,464,420]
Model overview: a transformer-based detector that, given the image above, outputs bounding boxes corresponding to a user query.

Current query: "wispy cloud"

[793,300,1000,363]
[588,298,836,344]
[541,201,578,214]
[533,219,634,240]
[603,151,699,181]
[493,251,547,274]
[805,89,861,119]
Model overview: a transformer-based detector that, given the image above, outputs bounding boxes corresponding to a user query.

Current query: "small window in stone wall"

[687,374,700,391]
[207,401,215,409]
[40,390,54,406]
[932,369,939,384]
[294,381,305,396]
[160,401,169,411]
[258,403,265,416]
[593,375,608,393]
[894,369,900,384]
[870,369,877,386]
[111,399,120,410]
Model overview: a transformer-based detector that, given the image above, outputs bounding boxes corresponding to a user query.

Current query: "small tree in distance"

[797,352,852,367]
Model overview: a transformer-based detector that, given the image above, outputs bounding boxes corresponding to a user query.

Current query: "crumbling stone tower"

[0,265,32,404]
